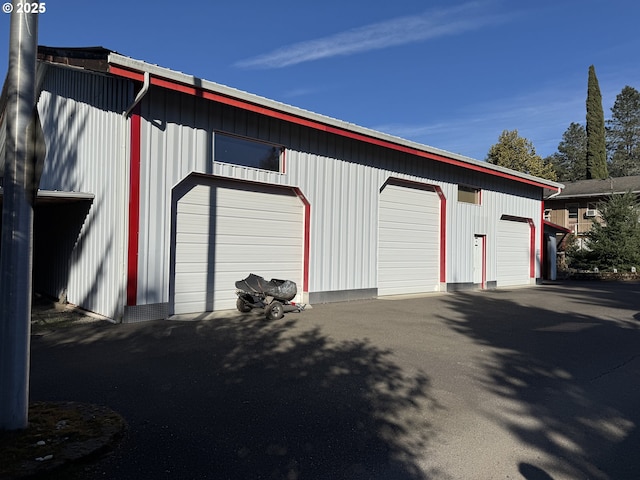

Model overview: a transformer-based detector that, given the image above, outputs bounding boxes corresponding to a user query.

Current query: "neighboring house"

[544,176,640,249]
[0,46,563,322]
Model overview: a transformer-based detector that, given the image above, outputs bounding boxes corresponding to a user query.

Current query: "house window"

[544,209,551,221]
[458,185,481,204]
[214,133,283,172]
[567,203,578,221]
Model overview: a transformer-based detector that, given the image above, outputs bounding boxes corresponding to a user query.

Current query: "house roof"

[549,176,640,199]
[34,45,564,191]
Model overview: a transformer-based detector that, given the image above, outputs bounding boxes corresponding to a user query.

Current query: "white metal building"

[1,47,563,322]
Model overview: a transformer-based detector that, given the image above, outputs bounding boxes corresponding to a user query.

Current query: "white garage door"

[496,219,531,287]
[378,183,441,296]
[173,179,304,315]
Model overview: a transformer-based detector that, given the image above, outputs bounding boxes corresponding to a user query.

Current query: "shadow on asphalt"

[30,312,438,479]
[440,281,640,480]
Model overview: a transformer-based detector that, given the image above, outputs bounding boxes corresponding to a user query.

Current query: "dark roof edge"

[37,45,113,73]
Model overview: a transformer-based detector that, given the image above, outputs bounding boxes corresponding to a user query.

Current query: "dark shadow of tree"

[438,281,640,480]
[30,314,441,480]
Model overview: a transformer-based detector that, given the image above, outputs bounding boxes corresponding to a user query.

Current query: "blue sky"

[1,0,639,160]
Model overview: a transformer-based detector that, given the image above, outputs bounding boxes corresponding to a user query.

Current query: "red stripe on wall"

[540,202,545,279]
[528,219,536,279]
[435,188,447,283]
[127,108,141,306]
[293,188,311,293]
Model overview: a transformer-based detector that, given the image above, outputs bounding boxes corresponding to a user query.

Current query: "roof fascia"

[551,190,640,200]
[107,53,563,192]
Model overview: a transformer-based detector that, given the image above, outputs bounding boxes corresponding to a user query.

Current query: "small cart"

[235,274,305,320]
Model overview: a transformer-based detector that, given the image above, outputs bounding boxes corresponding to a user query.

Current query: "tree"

[585,65,608,179]
[606,85,640,177]
[547,122,587,181]
[569,191,640,270]
[486,129,557,180]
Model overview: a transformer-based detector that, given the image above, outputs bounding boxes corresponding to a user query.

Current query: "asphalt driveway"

[30,282,640,479]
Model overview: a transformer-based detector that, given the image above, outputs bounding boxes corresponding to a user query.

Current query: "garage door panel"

[378,183,440,296]
[173,180,304,315]
[496,220,531,287]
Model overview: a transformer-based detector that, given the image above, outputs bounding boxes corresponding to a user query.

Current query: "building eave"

[106,52,563,192]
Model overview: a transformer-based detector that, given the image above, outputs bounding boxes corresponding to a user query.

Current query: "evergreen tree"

[606,85,640,176]
[547,122,587,181]
[585,65,608,179]
[487,129,557,180]
[575,192,640,270]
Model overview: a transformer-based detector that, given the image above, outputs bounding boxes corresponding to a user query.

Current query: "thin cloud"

[235,2,511,69]
[371,86,589,160]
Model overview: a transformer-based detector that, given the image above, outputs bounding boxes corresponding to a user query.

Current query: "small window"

[458,185,481,204]
[214,133,283,172]
[544,209,551,221]
[567,203,578,220]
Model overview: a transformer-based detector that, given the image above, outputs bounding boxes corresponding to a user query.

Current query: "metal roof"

[35,45,564,191]
[0,189,94,204]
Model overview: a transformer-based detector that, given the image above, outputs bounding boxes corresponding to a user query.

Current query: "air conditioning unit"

[585,209,597,217]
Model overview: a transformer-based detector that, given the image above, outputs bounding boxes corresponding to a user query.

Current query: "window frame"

[457,184,482,205]
[214,132,285,173]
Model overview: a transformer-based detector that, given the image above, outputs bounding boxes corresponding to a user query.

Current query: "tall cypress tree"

[585,65,609,179]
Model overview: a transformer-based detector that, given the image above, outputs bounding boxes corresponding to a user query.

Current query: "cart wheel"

[236,297,252,313]
[265,301,284,320]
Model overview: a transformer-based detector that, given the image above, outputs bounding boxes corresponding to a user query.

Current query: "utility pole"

[0,1,40,430]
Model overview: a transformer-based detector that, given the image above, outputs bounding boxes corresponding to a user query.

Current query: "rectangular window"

[567,203,578,220]
[544,209,551,221]
[214,133,283,172]
[458,185,481,204]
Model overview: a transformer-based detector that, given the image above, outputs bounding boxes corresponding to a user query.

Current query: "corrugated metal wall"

[36,66,133,318]
[135,86,543,306]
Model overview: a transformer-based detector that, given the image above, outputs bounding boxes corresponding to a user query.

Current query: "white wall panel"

[37,66,132,319]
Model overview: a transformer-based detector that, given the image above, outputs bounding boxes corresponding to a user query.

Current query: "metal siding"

[36,66,132,318]
[134,88,545,307]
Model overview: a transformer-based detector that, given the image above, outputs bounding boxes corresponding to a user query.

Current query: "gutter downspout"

[124,71,150,118]
[118,71,149,322]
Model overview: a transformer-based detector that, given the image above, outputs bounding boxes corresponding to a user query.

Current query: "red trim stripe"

[108,65,559,192]
[539,202,545,280]
[127,108,141,306]
[527,219,536,279]
[482,235,487,288]
[435,188,447,283]
[293,188,311,292]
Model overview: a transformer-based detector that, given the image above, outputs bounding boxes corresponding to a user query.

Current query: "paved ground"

[29,281,640,479]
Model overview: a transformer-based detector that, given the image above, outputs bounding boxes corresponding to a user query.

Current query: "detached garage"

[3,46,563,322]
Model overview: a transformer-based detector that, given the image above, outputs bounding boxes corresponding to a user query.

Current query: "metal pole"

[0,1,39,430]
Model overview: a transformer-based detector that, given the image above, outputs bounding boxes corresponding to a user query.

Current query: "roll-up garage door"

[496,219,531,287]
[172,178,304,315]
[378,183,441,296]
